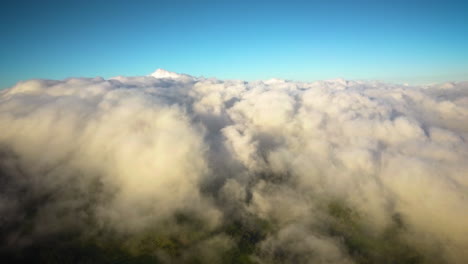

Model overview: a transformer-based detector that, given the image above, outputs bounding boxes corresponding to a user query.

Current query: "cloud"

[0,69,467,263]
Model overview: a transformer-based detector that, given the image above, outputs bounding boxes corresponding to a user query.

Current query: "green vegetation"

[2,198,441,264]
[221,217,272,264]
[327,201,425,264]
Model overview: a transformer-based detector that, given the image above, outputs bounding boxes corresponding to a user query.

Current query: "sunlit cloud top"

[1,69,467,262]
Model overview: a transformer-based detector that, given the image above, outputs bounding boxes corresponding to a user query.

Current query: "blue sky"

[1,0,467,88]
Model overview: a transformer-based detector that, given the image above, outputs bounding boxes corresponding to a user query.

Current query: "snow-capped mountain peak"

[150,68,183,79]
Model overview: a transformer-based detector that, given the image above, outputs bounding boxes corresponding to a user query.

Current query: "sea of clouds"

[0,69,467,263]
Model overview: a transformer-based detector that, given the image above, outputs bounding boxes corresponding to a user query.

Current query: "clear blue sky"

[1,0,467,88]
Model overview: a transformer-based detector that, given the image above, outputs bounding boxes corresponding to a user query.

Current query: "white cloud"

[0,70,467,263]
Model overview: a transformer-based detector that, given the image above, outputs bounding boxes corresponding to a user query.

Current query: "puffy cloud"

[0,70,467,263]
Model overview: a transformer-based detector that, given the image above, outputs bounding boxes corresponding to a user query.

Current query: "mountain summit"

[150,69,193,80]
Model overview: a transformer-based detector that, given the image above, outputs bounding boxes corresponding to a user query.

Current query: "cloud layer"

[0,70,467,263]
